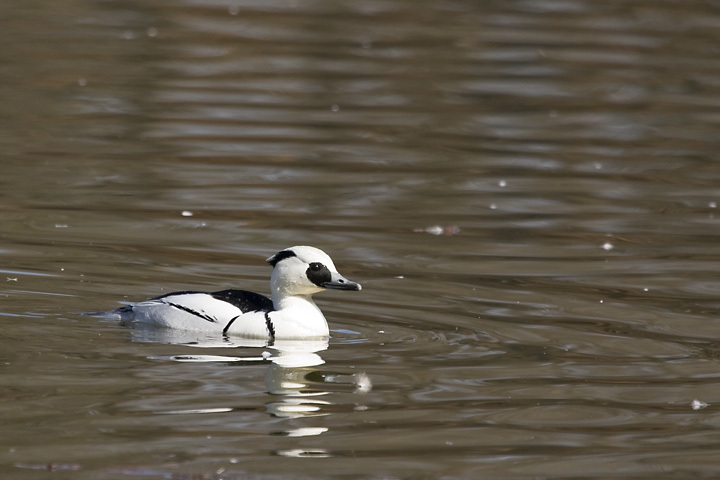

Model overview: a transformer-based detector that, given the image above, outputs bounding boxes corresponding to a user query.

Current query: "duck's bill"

[323,273,362,291]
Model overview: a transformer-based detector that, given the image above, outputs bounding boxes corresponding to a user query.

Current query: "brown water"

[3,0,720,478]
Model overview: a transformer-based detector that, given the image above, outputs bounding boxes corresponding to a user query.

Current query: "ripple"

[489,404,639,428]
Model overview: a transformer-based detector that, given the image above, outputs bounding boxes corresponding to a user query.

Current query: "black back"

[210,289,274,313]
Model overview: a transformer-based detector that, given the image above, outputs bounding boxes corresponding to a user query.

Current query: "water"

[3,0,720,478]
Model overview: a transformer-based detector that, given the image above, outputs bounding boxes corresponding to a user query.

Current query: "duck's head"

[267,245,362,299]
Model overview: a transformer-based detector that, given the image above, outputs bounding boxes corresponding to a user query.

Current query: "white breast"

[264,296,329,338]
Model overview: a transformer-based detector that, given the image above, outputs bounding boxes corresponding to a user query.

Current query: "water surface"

[3,0,720,478]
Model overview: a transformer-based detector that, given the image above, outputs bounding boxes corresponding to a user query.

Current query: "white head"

[266,246,361,304]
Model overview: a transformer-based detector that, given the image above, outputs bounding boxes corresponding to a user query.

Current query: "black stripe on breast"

[222,312,275,340]
[265,312,275,339]
[223,315,241,335]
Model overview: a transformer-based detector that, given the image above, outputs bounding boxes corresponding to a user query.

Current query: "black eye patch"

[306,262,332,287]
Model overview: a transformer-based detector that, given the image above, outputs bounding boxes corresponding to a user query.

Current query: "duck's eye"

[306,262,332,287]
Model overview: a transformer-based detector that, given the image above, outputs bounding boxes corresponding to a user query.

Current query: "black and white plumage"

[115,246,361,339]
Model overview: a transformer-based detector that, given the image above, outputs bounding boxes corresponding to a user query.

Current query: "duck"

[115,246,361,339]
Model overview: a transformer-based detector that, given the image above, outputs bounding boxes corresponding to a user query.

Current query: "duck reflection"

[264,339,331,418]
[127,326,370,423]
